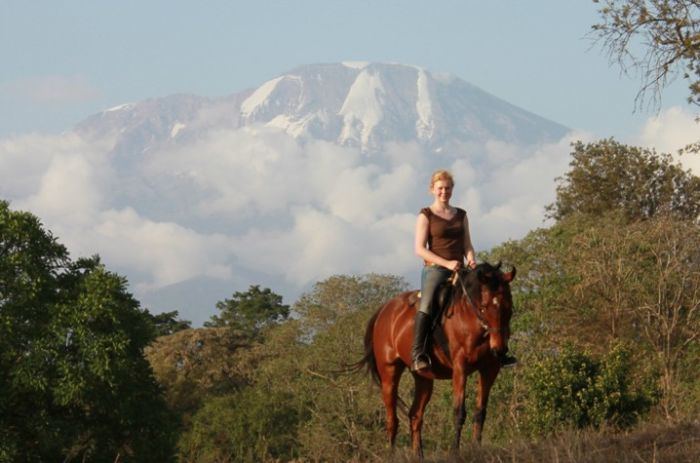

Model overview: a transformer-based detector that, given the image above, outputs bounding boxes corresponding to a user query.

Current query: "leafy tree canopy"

[293,273,408,340]
[0,200,176,462]
[145,327,250,419]
[204,285,290,340]
[147,309,192,337]
[547,139,700,221]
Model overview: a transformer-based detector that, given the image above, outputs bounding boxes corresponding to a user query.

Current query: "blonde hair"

[429,169,454,189]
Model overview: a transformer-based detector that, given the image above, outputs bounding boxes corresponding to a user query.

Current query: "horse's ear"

[502,266,516,283]
[496,261,502,270]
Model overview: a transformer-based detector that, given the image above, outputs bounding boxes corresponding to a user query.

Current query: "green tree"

[178,387,302,463]
[145,327,250,420]
[147,309,192,337]
[592,0,700,108]
[176,274,409,462]
[547,139,700,221]
[486,211,700,425]
[294,273,408,340]
[205,285,289,340]
[290,274,409,460]
[1,201,68,461]
[525,344,658,434]
[624,214,700,417]
[0,201,176,462]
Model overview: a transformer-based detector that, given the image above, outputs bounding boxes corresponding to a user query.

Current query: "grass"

[385,420,700,463]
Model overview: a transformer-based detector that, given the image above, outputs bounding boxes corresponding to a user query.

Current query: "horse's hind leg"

[380,362,405,449]
[473,366,499,443]
[409,374,433,459]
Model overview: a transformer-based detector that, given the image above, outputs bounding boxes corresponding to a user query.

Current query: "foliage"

[485,210,700,427]
[178,388,303,463]
[547,139,700,221]
[174,274,408,462]
[290,274,410,457]
[145,328,250,420]
[147,310,192,337]
[204,285,289,340]
[622,214,700,416]
[592,0,700,109]
[0,200,176,462]
[524,344,658,433]
[294,273,408,340]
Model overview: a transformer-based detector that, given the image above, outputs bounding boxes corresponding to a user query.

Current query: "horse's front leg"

[409,374,433,459]
[473,366,499,443]
[450,364,468,452]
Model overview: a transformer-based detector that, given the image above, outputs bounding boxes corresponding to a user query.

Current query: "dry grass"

[385,421,700,463]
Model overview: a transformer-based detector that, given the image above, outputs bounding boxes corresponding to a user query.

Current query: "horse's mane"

[456,262,504,301]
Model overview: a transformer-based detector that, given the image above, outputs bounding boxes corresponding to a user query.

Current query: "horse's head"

[461,262,516,358]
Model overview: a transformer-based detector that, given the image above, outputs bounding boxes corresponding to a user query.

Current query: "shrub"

[525,343,658,434]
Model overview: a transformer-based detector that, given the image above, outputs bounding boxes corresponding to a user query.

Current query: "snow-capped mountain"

[76,62,568,155]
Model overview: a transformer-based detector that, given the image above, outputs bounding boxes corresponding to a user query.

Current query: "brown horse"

[355,262,516,457]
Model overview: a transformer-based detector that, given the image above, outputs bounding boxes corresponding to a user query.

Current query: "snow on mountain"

[76,63,568,157]
[338,68,386,147]
[342,61,370,70]
[415,68,435,140]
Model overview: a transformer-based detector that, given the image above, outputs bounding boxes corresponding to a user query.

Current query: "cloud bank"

[1,108,695,325]
[633,106,700,174]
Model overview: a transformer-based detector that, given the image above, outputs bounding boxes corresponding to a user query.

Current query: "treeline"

[1,139,699,462]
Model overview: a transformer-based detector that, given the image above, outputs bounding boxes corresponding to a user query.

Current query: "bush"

[525,343,658,434]
[178,387,303,463]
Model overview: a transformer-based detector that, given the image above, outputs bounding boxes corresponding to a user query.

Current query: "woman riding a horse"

[354,170,517,457]
[413,170,516,371]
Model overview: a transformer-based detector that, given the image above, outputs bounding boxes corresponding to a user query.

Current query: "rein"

[451,269,489,334]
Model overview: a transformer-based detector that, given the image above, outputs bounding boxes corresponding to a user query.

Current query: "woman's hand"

[447,260,462,272]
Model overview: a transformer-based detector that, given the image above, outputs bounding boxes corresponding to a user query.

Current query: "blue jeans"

[419,265,452,314]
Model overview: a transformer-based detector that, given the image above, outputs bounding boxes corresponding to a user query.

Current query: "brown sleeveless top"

[420,207,466,262]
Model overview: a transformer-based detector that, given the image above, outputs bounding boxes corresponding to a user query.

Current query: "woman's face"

[431,179,453,203]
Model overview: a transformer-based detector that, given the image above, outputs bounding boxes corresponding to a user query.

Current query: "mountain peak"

[76,62,569,155]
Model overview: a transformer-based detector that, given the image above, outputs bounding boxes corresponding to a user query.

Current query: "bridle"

[451,268,490,334]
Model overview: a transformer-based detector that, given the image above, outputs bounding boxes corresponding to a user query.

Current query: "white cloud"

[1,131,234,294]
[92,208,233,290]
[0,125,579,323]
[634,106,700,174]
[0,132,102,199]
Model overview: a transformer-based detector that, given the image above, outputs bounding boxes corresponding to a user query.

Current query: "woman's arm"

[463,213,476,268]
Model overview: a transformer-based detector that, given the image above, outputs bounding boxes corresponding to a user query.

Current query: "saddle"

[411,283,453,362]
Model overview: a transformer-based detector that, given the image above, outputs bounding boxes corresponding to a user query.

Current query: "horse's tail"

[346,307,381,386]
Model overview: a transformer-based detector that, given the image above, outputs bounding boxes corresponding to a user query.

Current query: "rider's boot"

[411,311,432,372]
[499,353,518,368]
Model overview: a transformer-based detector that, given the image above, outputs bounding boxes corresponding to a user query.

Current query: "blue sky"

[0,0,693,139]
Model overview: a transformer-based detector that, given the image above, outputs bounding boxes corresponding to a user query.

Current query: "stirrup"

[499,354,518,368]
[411,353,431,372]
